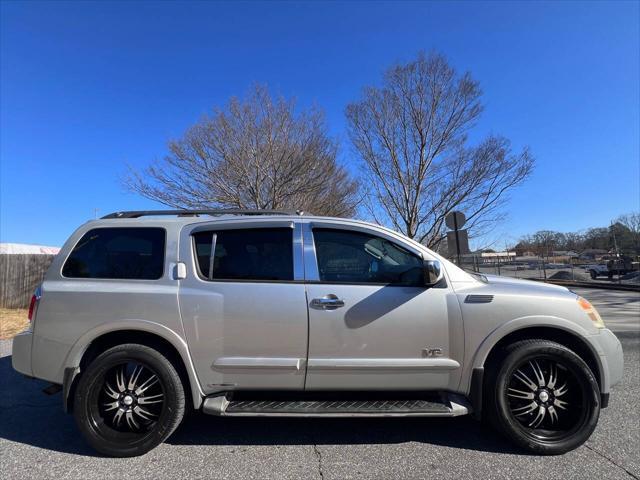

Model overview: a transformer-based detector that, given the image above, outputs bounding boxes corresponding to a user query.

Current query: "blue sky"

[1,0,638,248]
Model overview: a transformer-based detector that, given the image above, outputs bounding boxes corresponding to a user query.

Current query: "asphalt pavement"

[0,287,638,479]
[573,287,640,333]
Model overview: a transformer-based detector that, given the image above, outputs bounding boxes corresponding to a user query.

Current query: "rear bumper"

[11,332,33,377]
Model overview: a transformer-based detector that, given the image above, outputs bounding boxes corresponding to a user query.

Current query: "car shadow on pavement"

[0,356,522,457]
[0,356,95,456]
[168,413,523,455]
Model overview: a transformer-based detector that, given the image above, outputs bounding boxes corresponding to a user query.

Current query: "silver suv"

[12,210,623,457]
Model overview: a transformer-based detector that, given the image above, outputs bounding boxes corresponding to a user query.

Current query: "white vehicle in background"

[584,264,608,280]
[585,257,635,280]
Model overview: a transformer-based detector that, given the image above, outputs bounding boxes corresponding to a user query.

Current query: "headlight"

[577,296,605,328]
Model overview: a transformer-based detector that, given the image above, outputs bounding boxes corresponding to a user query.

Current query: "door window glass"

[193,228,293,281]
[313,228,423,286]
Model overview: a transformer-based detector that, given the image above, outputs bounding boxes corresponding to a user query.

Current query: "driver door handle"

[310,294,345,310]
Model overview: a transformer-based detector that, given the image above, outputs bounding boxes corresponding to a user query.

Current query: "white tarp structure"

[0,243,60,255]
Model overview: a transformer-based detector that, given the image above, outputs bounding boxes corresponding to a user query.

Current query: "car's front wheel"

[73,343,185,457]
[487,339,601,455]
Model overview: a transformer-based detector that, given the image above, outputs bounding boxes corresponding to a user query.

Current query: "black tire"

[485,339,600,455]
[74,343,185,457]
[589,270,597,280]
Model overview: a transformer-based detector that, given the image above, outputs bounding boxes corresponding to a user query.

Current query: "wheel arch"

[63,321,204,412]
[481,326,603,393]
[467,319,606,419]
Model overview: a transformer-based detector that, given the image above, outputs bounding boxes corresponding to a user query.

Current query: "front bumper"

[11,331,33,377]
[593,328,624,393]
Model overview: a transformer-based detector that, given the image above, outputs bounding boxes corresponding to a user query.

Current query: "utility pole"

[541,241,547,280]
[611,222,621,284]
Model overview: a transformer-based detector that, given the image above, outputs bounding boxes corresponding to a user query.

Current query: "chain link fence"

[451,253,640,286]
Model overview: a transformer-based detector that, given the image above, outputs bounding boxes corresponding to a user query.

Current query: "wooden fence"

[0,254,55,308]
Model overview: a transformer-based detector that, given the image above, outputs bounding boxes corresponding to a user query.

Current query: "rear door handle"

[310,294,345,310]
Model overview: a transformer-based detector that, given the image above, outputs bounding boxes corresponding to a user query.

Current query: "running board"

[202,394,470,417]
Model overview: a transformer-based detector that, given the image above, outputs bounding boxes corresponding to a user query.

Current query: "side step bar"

[202,394,471,418]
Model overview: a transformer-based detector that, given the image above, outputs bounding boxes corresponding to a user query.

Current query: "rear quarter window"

[62,227,166,280]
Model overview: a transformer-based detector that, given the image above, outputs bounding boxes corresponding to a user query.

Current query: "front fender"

[464,315,606,394]
[63,319,204,409]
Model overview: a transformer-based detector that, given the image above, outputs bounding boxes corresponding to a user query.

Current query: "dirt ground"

[0,309,29,340]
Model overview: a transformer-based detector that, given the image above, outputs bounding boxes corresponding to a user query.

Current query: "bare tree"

[563,232,584,252]
[616,212,640,252]
[584,227,610,251]
[515,213,640,257]
[617,212,640,235]
[126,85,359,217]
[611,212,640,254]
[346,51,533,247]
[532,230,557,257]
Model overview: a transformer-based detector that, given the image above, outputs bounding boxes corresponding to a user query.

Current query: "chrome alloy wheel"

[506,358,585,439]
[98,363,165,433]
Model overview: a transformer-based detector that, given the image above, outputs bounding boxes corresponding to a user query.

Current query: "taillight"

[28,286,42,322]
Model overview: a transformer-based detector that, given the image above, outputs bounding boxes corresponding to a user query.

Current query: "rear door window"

[62,227,165,279]
[193,228,293,281]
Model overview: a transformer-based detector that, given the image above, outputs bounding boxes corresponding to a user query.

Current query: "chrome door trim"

[293,221,305,281]
[307,358,460,370]
[212,357,305,370]
[301,222,320,281]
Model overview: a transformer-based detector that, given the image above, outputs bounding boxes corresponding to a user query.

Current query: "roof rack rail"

[101,209,306,219]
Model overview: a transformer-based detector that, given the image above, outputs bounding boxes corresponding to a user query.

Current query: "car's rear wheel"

[487,339,600,455]
[74,344,185,457]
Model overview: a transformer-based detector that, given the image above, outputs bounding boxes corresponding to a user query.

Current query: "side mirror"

[423,260,443,286]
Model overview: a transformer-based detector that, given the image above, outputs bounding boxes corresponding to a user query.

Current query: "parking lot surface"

[1,287,638,479]
[572,287,640,333]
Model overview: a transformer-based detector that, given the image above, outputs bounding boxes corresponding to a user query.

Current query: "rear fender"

[63,319,204,410]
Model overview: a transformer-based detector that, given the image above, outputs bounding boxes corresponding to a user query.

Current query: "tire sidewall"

[74,345,184,457]
[494,342,601,455]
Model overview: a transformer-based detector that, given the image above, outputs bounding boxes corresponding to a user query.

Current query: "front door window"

[313,228,423,286]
